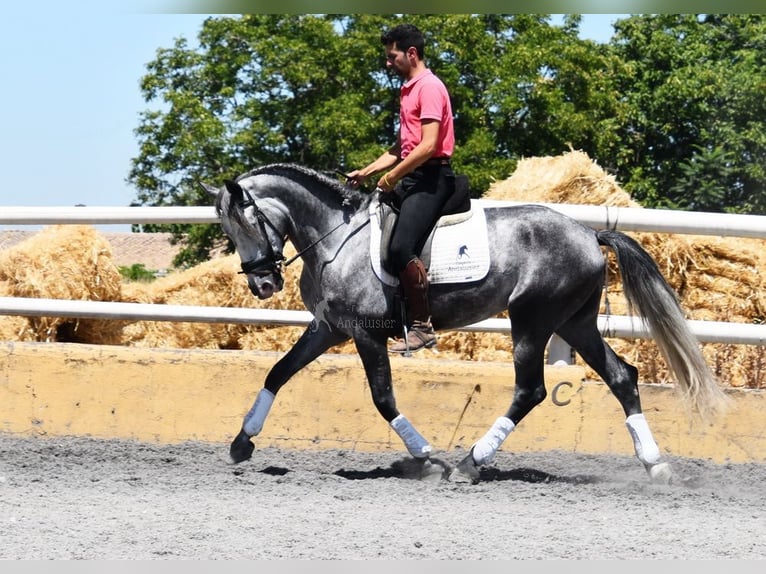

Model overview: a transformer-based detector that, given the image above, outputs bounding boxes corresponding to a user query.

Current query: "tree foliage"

[128,14,766,266]
[609,14,766,212]
[118,263,157,282]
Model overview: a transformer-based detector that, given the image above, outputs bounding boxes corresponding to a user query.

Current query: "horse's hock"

[1,341,764,463]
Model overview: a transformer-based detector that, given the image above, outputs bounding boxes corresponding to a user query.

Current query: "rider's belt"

[424,157,451,166]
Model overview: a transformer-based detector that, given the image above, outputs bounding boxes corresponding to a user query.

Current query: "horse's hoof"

[448,451,481,484]
[646,462,674,485]
[391,456,449,481]
[230,430,255,464]
[419,457,452,482]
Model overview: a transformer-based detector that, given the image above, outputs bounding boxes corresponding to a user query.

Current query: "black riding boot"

[389,257,437,354]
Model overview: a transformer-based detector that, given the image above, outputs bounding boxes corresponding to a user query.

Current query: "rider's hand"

[376,173,396,193]
[345,170,367,189]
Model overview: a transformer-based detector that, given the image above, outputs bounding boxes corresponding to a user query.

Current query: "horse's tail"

[596,230,728,422]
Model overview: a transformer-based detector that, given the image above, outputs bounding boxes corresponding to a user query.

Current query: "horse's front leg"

[353,330,433,460]
[230,322,349,463]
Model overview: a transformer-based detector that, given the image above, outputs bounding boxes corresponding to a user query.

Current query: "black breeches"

[389,165,455,272]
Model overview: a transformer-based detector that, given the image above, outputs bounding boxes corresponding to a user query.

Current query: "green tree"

[129,14,622,265]
[118,263,157,282]
[130,14,393,266]
[609,14,766,213]
[410,14,624,189]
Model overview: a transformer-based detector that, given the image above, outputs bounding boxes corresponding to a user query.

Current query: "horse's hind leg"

[556,311,673,484]
[451,312,551,482]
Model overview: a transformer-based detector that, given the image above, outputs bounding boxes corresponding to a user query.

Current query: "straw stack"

[0,225,123,344]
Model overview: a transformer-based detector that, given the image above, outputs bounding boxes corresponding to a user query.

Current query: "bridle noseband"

[235,187,287,277]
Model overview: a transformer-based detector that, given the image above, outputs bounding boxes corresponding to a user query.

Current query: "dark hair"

[381,23,425,59]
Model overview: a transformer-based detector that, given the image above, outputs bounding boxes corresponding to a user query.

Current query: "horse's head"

[204,178,287,300]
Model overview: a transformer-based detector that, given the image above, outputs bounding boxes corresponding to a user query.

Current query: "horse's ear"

[199,182,219,197]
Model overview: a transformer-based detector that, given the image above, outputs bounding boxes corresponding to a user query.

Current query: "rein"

[282,219,347,267]
[236,184,362,275]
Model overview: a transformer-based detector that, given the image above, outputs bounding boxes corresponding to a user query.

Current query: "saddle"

[377,174,472,276]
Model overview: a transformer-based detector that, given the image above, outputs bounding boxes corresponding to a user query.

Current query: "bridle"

[233,185,350,278]
[235,186,287,277]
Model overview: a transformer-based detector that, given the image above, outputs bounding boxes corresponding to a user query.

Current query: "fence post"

[547,334,575,366]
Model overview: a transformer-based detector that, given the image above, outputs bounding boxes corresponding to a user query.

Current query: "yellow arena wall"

[1,341,764,464]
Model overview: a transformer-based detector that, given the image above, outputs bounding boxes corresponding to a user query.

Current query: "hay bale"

[121,255,260,349]
[0,280,28,341]
[485,150,636,207]
[0,225,123,344]
[120,244,359,353]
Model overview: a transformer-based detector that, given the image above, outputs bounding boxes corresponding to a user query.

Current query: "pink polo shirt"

[399,69,454,160]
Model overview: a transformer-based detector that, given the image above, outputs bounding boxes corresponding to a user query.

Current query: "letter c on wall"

[551,381,573,406]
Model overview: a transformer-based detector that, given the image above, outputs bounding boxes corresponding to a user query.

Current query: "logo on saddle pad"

[369,197,491,287]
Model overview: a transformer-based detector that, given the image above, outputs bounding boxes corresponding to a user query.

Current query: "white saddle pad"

[369,197,491,286]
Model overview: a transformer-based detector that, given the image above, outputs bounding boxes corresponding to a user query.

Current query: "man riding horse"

[347,23,456,354]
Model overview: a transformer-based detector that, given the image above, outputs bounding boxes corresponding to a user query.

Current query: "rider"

[347,23,456,354]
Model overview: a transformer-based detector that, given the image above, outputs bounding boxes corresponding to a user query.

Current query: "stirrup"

[389,321,437,355]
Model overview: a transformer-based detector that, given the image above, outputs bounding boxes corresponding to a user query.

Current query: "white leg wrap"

[472,416,515,466]
[390,414,432,458]
[626,413,661,466]
[242,389,275,436]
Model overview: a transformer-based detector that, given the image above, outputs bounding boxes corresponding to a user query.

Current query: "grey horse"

[203,163,726,483]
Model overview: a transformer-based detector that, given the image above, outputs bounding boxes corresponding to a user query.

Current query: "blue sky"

[0,8,624,231]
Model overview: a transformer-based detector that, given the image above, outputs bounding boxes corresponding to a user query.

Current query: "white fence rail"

[3,200,766,238]
[1,296,765,345]
[1,202,765,348]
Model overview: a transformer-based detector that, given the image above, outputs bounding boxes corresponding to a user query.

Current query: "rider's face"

[384,42,413,78]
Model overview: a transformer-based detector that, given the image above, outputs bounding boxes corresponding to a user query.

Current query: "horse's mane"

[235,163,369,211]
